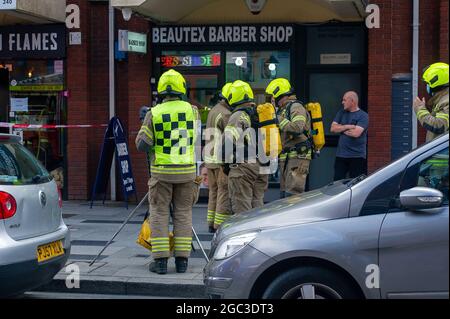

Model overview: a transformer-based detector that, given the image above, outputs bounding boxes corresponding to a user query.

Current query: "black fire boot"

[149,258,168,275]
[175,257,188,273]
[208,226,216,234]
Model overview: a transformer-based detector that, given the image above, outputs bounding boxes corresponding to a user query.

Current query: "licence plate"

[37,240,64,263]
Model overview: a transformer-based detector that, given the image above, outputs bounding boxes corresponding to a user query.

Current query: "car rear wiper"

[346,174,366,187]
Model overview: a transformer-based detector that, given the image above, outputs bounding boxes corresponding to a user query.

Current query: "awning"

[0,0,66,26]
[111,0,367,24]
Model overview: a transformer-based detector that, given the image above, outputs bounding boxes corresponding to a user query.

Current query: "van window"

[0,143,51,185]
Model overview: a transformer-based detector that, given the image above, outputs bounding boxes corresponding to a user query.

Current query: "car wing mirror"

[400,187,444,211]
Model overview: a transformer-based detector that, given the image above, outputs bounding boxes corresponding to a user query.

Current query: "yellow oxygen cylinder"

[257,103,282,157]
[306,102,325,152]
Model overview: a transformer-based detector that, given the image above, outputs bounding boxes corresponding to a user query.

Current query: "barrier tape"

[0,122,108,129]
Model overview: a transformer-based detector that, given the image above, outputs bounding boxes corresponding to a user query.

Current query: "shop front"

[0,24,67,193]
[151,23,367,192]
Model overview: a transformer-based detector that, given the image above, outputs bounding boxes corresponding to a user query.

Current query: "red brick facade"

[65,1,448,199]
[367,0,448,173]
[66,1,151,199]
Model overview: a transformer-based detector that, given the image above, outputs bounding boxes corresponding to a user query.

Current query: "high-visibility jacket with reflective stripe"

[416,87,449,142]
[152,100,196,166]
[278,96,312,160]
[205,101,231,169]
[135,98,200,183]
[223,105,257,163]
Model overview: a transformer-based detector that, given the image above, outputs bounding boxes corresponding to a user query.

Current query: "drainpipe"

[109,1,116,201]
[412,0,419,149]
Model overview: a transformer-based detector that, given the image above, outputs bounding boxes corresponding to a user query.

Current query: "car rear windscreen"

[0,143,51,185]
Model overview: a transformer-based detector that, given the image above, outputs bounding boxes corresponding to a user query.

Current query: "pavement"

[34,187,281,298]
[35,200,213,298]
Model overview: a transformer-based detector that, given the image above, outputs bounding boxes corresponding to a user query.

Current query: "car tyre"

[262,266,361,299]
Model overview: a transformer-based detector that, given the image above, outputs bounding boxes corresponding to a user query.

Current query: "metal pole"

[109,1,116,200]
[412,0,420,149]
[89,193,149,266]
[192,226,209,262]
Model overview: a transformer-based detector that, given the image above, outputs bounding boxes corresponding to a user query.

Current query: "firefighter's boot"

[175,257,188,273]
[149,258,168,275]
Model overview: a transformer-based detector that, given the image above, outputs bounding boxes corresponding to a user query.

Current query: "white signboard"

[0,0,16,10]
[10,98,28,112]
[69,32,82,45]
[320,54,352,65]
[54,60,63,74]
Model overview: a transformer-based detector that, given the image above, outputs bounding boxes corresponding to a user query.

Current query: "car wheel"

[262,266,360,299]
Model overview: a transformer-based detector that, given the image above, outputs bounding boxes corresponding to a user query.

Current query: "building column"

[66,0,91,199]
[367,0,393,173]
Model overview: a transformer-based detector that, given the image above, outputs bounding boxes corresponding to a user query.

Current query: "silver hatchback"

[0,134,70,298]
[204,134,449,299]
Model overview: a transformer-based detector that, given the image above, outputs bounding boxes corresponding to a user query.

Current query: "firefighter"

[135,69,200,275]
[266,78,312,198]
[223,80,268,214]
[413,62,449,142]
[205,83,232,233]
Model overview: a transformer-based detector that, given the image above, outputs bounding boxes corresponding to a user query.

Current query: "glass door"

[307,72,363,190]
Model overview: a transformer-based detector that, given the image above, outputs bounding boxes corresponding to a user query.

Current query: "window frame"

[358,141,449,216]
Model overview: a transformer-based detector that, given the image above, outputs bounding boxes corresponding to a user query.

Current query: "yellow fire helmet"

[265,78,294,100]
[423,62,449,89]
[227,80,254,107]
[157,69,187,96]
[219,82,233,101]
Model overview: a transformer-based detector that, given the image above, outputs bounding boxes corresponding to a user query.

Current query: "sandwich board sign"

[90,117,137,209]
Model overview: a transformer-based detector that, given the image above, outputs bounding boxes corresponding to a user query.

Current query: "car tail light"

[57,187,62,208]
[0,191,17,220]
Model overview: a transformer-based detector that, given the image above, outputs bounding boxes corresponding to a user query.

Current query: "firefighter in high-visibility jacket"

[135,69,200,275]
[205,83,232,232]
[266,78,312,198]
[413,62,449,142]
[223,80,269,214]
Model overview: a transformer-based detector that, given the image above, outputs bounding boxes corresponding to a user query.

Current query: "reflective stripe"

[174,237,192,252]
[214,213,230,225]
[151,237,170,252]
[150,165,196,175]
[292,115,306,123]
[214,113,223,129]
[416,109,429,120]
[174,237,192,242]
[239,113,251,126]
[279,119,289,130]
[436,113,449,125]
[225,126,240,140]
[139,126,153,140]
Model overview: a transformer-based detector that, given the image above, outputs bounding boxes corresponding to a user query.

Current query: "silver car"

[0,134,70,298]
[204,134,449,299]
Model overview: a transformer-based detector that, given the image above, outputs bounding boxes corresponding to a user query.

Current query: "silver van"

[0,134,70,298]
[204,133,449,299]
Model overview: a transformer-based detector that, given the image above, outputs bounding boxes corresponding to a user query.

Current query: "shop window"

[307,26,365,65]
[225,50,290,105]
[7,60,66,191]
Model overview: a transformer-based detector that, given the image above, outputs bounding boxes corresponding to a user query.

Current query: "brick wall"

[116,13,152,200]
[367,0,393,173]
[66,0,91,199]
[66,2,151,200]
[440,0,449,62]
[367,0,443,173]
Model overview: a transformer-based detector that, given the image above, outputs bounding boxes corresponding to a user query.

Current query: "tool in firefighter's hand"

[89,193,149,266]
